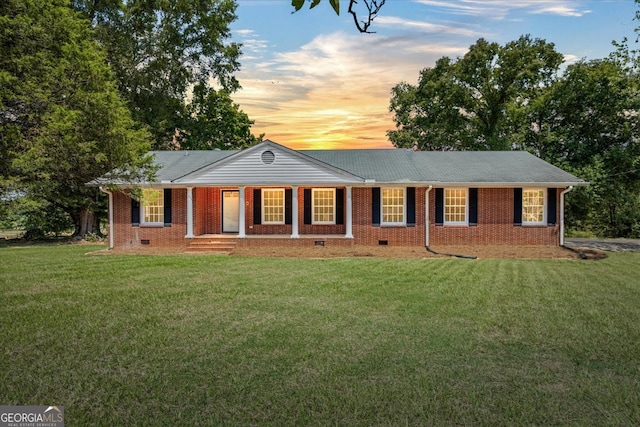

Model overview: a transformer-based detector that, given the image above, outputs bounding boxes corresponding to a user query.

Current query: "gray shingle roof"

[303,149,585,185]
[150,150,236,181]
[90,141,586,186]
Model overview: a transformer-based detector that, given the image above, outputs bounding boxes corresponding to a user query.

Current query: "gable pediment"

[174,140,364,185]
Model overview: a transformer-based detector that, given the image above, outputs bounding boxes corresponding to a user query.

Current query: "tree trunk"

[72,207,102,240]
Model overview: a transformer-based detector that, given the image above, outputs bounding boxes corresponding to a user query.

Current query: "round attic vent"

[261,150,275,165]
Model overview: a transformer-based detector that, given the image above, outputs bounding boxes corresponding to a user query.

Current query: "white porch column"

[99,187,114,249]
[238,186,246,238]
[560,186,573,246]
[291,186,300,238]
[345,186,354,239]
[186,187,194,238]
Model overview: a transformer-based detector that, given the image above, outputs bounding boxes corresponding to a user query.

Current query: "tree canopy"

[388,35,564,151]
[387,35,640,237]
[2,0,262,238]
[73,0,260,149]
[1,0,153,238]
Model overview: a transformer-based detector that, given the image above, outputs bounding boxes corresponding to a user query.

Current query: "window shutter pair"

[131,189,172,226]
[253,189,293,225]
[513,188,557,226]
[372,187,416,226]
[303,188,344,225]
[435,188,477,226]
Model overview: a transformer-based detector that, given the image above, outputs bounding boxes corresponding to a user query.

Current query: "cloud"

[413,0,591,20]
[233,31,469,149]
[234,28,270,59]
[562,54,581,65]
[375,16,483,37]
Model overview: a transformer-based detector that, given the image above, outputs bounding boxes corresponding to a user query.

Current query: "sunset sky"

[230,0,638,150]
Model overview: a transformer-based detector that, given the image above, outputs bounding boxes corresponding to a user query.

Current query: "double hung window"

[141,189,164,225]
[382,188,405,225]
[262,189,285,224]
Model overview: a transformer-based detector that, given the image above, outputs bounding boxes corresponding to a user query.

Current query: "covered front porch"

[185,186,355,240]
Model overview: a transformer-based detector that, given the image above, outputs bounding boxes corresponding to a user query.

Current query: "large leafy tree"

[180,85,263,150]
[1,0,152,238]
[73,0,259,149]
[387,34,640,237]
[529,55,640,237]
[388,36,563,151]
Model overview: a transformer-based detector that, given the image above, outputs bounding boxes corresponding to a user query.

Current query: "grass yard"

[1,245,639,426]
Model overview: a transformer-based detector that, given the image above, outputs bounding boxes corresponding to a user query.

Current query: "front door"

[222,191,240,233]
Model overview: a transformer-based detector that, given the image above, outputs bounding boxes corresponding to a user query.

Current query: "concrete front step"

[185,236,238,254]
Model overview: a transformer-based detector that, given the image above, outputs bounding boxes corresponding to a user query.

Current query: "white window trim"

[522,188,546,226]
[444,188,469,226]
[140,188,164,226]
[381,187,406,226]
[262,188,285,225]
[312,188,336,225]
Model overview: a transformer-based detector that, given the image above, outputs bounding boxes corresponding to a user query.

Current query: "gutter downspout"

[99,187,114,250]
[425,186,433,248]
[560,186,573,247]
[424,185,477,260]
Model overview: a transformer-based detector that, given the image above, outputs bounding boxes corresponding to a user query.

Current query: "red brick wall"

[429,188,560,246]
[194,187,225,235]
[350,187,425,246]
[110,186,562,250]
[246,187,292,235]
[112,190,188,249]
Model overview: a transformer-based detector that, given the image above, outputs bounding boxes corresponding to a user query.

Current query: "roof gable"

[175,140,365,185]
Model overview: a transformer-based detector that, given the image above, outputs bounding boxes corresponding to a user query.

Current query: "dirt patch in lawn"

[87,242,607,260]
[231,244,588,260]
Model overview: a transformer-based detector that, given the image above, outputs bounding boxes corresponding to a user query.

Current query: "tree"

[292,0,386,33]
[532,56,640,237]
[388,36,564,151]
[73,0,259,149]
[1,0,152,239]
[180,85,264,150]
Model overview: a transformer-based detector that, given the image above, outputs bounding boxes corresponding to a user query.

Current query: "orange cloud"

[233,31,469,150]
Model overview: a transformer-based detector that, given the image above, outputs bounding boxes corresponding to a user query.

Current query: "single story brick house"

[93,140,586,253]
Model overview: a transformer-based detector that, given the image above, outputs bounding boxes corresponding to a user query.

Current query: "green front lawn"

[1,245,639,425]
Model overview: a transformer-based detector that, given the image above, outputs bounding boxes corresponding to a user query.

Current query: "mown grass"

[1,245,639,426]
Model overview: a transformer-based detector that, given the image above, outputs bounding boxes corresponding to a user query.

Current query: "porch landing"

[185,234,353,254]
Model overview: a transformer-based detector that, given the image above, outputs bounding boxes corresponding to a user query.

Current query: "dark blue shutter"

[336,188,344,225]
[547,188,557,226]
[435,188,444,226]
[406,187,416,226]
[514,188,523,226]
[303,189,312,224]
[163,189,172,226]
[469,188,478,226]
[372,187,381,226]
[253,189,261,224]
[285,189,292,225]
[131,197,140,226]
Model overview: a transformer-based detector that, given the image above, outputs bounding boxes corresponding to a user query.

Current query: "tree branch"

[348,0,386,34]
